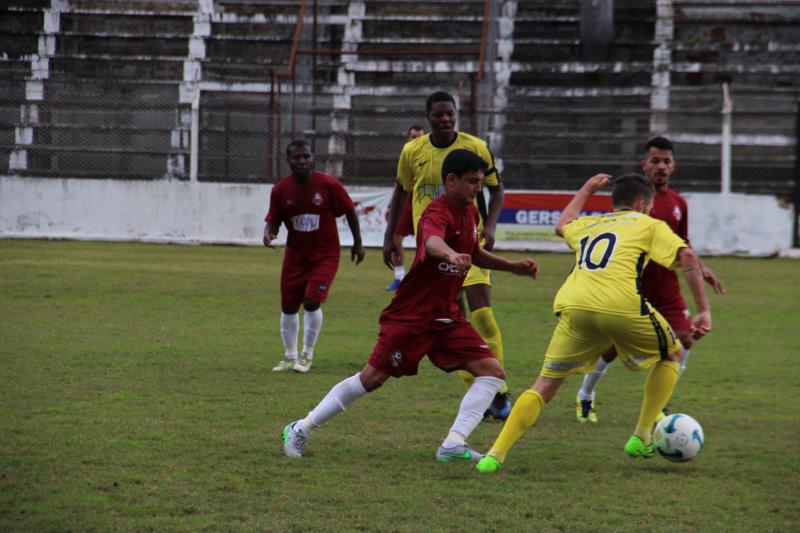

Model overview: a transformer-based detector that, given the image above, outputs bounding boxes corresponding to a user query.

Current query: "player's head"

[407,124,425,141]
[286,140,313,181]
[425,91,457,140]
[441,149,487,208]
[641,136,676,190]
[612,173,655,213]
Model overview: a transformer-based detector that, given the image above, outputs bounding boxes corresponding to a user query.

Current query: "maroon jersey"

[380,196,480,323]
[641,188,689,305]
[265,171,354,261]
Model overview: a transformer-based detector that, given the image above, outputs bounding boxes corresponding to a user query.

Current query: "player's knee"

[282,305,300,314]
[677,331,694,350]
[303,298,321,312]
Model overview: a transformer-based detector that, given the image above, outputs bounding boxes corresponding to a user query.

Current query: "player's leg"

[675,330,693,377]
[461,270,511,419]
[282,363,388,457]
[294,258,339,373]
[386,234,405,291]
[477,310,607,472]
[273,261,304,371]
[611,311,682,458]
[575,348,617,422]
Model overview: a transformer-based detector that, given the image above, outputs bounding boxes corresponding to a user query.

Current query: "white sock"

[443,376,504,447]
[579,357,609,402]
[299,373,367,433]
[679,349,691,378]
[280,313,299,359]
[394,265,405,279]
[302,308,323,357]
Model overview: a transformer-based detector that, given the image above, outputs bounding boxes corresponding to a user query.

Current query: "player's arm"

[263,187,281,248]
[263,221,280,248]
[344,208,366,265]
[680,198,725,295]
[677,246,712,339]
[472,247,538,279]
[555,173,612,237]
[698,259,725,294]
[482,181,504,251]
[424,236,472,273]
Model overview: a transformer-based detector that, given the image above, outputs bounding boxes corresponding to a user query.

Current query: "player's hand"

[701,265,726,294]
[511,258,539,279]
[582,173,612,195]
[481,227,496,252]
[351,243,366,265]
[447,252,472,273]
[382,236,401,269]
[263,227,277,248]
[691,310,712,339]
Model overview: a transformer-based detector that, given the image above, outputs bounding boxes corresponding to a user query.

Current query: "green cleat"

[475,455,503,473]
[624,435,655,459]
[575,394,598,423]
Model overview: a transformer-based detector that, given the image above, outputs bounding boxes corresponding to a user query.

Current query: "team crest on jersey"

[312,192,323,206]
[673,206,682,221]
[390,351,403,368]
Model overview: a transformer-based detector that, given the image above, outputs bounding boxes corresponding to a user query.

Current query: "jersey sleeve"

[561,216,589,251]
[677,195,690,245]
[648,220,687,269]
[396,144,415,192]
[265,185,282,225]
[329,179,355,217]
[476,142,499,187]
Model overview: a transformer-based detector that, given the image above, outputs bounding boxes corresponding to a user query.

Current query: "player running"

[574,137,725,422]
[265,140,365,374]
[476,173,712,473]
[386,124,426,291]
[281,150,539,461]
[382,91,512,419]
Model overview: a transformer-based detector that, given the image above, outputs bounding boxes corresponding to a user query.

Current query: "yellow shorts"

[540,308,682,378]
[463,265,491,287]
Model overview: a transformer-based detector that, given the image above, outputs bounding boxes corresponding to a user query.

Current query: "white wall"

[0,177,794,256]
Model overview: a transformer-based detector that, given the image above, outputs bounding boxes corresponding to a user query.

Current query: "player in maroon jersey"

[575,136,725,422]
[265,140,366,374]
[281,149,539,461]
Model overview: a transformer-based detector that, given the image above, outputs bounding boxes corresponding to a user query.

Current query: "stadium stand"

[0,0,797,192]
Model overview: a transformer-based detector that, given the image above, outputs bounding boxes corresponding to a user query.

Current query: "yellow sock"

[487,389,544,463]
[635,360,680,444]
[466,306,508,394]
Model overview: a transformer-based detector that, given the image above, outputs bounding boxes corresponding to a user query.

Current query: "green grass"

[1,239,799,532]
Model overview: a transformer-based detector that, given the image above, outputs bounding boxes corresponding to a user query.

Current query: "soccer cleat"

[475,455,503,473]
[385,278,402,291]
[436,443,484,463]
[293,354,312,373]
[485,392,512,420]
[624,435,655,459]
[272,358,295,372]
[281,421,308,457]
[575,395,598,423]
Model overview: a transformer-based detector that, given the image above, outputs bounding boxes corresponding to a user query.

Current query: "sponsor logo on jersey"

[438,261,465,275]
[290,213,320,232]
[312,192,323,206]
[673,206,682,221]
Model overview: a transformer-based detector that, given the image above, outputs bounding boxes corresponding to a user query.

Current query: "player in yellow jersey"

[382,91,512,419]
[476,173,712,473]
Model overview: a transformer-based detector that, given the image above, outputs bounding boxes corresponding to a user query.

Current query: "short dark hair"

[612,173,655,208]
[643,136,674,154]
[441,149,488,184]
[426,91,456,114]
[407,124,424,134]
[286,139,311,159]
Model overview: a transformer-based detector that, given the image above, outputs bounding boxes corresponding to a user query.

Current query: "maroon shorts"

[651,294,692,333]
[368,320,493,378]
[280,253,340,309]
[394,195,414,237]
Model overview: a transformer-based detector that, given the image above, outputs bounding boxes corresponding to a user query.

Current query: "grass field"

[1,239,799,532]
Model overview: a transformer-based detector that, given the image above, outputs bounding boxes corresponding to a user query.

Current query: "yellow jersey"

[396,132,499,233]
[554,211,687,317]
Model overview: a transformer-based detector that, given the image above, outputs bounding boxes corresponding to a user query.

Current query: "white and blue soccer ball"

[653,413,704,462]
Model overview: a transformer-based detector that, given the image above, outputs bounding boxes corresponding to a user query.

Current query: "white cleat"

[272,358,295,372]
[293,354,312,373]
[282,421,308,457]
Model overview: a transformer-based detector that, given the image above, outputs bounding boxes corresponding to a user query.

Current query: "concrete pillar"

[650,0,673,134]
[580,0,614,61]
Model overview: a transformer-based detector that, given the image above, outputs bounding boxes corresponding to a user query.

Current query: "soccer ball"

[653,413,704,462]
